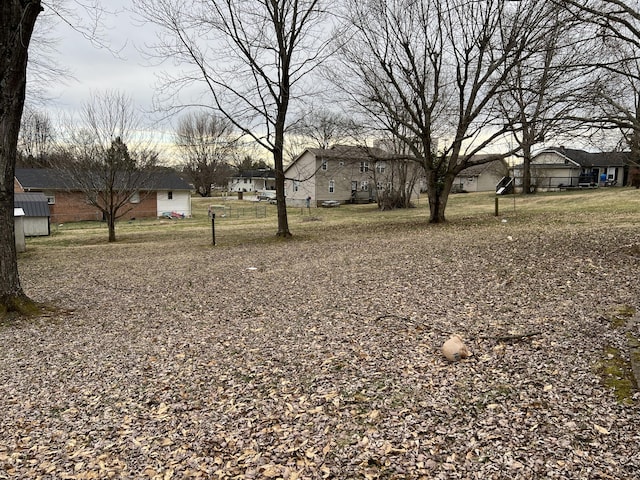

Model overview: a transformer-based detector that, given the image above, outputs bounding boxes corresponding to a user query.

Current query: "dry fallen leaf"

[4,215,639,479]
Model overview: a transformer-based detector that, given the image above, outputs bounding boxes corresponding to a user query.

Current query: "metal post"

[211,213,216,246]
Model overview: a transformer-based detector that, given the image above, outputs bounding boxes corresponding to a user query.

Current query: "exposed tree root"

[1,294,45,321]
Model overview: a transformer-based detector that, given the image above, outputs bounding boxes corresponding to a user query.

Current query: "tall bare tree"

[176,111,237,197]
[332,0,553,223]
[1,0,114,313]
[135,0,332,237]
[18,106,55,166]
[290,107,357,149]
[498,3,595,193]
[558,0,640,172]
[1,1,43,314]
[57,91,159,242]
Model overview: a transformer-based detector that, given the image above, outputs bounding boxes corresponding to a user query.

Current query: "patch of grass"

[23,188,640,250]
[596,346,637,406]
[607,305,637,329]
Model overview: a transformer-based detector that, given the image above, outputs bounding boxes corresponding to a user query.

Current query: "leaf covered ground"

[2,215,640,479]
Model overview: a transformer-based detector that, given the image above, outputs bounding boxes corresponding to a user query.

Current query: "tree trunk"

[273,144,291,237]
[426,172,453,224]
[107,214,117,242]
[0,1,42,312]
[522,143,532,194]
[273,64,291,237]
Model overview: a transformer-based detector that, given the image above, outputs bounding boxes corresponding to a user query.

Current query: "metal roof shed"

[14,192,50,236]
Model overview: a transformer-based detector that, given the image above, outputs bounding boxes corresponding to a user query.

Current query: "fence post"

[211,213,216,246]
[494,197,499,216]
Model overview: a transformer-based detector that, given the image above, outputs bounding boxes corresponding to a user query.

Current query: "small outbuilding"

[14,192,50,236]
[14,208,26,253]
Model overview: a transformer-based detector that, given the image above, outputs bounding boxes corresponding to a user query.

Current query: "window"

[360,161,369,173]
[321,160,328,171]
[129,192,140,204]
[339,161,345,167]
[293,181,299,192]
[360,180,369,191]
[244,178,248,183]
[376,162,386,174]
[168,191,173,200]
[46,195,55,205]
[329,180,335,193]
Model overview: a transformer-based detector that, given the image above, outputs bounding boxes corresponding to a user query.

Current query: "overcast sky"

[30,2,173,137]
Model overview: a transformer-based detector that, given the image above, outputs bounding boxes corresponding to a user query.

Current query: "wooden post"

[494,197,499,216]
[211,214,216,246]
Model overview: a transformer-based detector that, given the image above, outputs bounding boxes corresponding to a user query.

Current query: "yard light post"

[211,213,216,246]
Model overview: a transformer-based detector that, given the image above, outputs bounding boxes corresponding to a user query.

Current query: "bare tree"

[332,0,553,223]
[1,0,117,313]
[18,106,56,166]
[135,0,332,237]
[290,107,358,149]
[175,111,238,197]
[1,0,43,313]
[57,91,159,242]
[498,3,596,193]
[558,0,640,175]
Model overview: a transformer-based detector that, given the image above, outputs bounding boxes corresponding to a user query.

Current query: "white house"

[227,169,276,193]
[453,159,509,193]
[518,147,632,191]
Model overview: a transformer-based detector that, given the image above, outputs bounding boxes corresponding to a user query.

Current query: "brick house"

[14,168,192,223]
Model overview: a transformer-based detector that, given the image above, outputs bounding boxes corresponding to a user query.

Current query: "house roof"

[15,168,192,191]
[541,148,631,167]
[285,145,397,174]
[307,144,392,160]
[458,159,507,177]
[15,168,70,190]
[14,192,50,217]
[233,169,277,179]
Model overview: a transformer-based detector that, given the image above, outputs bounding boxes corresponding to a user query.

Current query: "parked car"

[321,200,340,208]
[257,191,277,201]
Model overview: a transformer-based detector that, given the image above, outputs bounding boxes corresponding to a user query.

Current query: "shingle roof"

[546,148,631,167]
[15,168,191,191]
[234,169,277,179]
[307,145,392,160]
[458,159,507,177]
[14,192,50,217]
[15,168,71,190]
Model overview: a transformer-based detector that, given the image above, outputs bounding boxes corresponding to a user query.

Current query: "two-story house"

[284,145,421,207]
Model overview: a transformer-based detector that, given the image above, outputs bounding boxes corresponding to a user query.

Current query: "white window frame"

[129,191,140,204]
[360,161,369,173]
[321,160,328,171]
[293,181,299,192]
[46,195,56,205]
[360,180,369,191]
[329,180,335,193]
[376,162,386,174]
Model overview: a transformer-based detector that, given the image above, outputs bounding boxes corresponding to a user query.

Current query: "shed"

[14,192,50,236]
[14,208,26,253]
